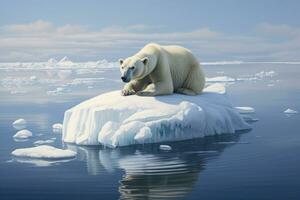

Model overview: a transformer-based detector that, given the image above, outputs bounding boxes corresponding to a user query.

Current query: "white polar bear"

[119,43,205,96]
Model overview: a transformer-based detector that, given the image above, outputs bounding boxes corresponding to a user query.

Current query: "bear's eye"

[130,66,135,70]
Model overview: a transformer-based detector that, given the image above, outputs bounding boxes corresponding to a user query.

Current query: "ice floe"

[284,108,298,114]
[235,107,255,114]
[159,145,172,151]
[62,83,250,147]
[34,139,55,145]
[12,118,27,129]
[11,145,77,159]
[13,129,32,139]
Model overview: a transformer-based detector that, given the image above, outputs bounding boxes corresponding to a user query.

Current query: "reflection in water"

[10,157,75,167]
[66,131,248,200]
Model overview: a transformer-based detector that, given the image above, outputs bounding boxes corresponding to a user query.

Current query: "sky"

[0,0,300,62]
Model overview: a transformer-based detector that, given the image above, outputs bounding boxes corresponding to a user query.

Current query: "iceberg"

[284,108,298,114]
[62,83,250,147]
[11,145,77,159]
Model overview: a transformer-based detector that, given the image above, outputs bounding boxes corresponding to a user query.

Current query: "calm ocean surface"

[0,63,300,200]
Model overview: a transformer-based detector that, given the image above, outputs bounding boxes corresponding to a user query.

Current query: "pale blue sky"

[0,0,300,62]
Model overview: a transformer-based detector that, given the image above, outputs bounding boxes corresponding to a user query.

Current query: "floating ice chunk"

[235,107,255,114]
[13,129,32,139]
[62,83,250,147]
[29,76,37,81]
[34,139,54,145]
[11,145,77,159]
[284,109,298,114]
[11,157,73,167]
[12,118,27,129]
[255,71,276,78]
[134,127,152,143]
[206,76,235,83]
[52,123,63,133]
[203,83,226,94]
[159,145,172,151]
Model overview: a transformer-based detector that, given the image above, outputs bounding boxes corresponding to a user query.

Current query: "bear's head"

[119,57,149,83]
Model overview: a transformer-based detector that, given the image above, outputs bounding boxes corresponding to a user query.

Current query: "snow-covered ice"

[284,108,298,114]
[11,145,77,159]
[12,118,27,129]
[13,129,32,139]
[235,107,255,114]
[52,123,63,133]
[62,83,250,147]
[159,145,172,151]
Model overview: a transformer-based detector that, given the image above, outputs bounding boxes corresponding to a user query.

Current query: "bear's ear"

[141,57,148,65]
[119,59,124,65]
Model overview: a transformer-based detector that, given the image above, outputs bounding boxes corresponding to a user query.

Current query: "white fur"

[119,43,205,96]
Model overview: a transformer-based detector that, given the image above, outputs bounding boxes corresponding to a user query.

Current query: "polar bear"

[119,43,205,96]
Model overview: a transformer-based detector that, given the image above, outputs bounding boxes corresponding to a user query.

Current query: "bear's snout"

[121,76,130,83]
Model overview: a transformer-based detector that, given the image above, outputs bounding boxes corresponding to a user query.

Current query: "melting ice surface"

[11,145,77,159]
[63,83,250,147]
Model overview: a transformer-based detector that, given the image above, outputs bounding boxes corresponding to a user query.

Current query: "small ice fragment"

[12,118,27,129]
[34,140,54,145]
[284,109,298,114]
[206,76,235,83]
[134,127,152,143]
[235,107,255,114]
[52,123,63,133]
[159,145,172,151]
[11,145,77,159]
[13,129,32,139]
[30,76,37,81]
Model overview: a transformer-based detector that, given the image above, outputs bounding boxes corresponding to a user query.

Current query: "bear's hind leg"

[183,64,205,95]
[176,88,197,95]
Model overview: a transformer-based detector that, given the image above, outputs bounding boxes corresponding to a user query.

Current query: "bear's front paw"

[121,88,136,96]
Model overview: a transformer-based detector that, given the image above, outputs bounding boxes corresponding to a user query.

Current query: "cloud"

[256,23,300,38]
[3,20,55,33]
[0,20,300,62]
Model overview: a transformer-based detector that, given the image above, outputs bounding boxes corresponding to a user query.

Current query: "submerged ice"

[63,84,250,147]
